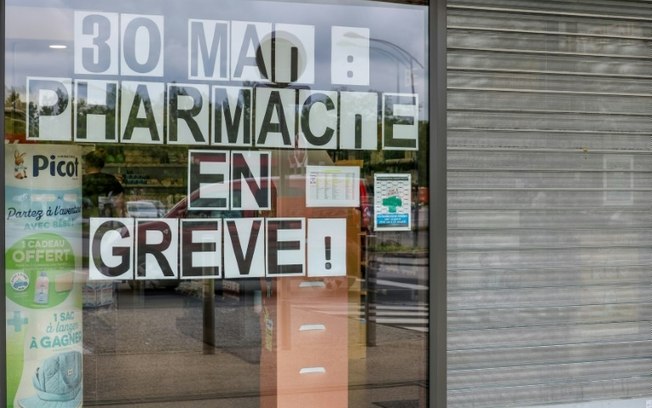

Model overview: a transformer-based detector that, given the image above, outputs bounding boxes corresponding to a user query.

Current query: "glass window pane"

[3,1,430,407]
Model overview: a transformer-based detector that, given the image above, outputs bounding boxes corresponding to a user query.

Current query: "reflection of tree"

[77,88,118,115]
[38,87,69,116]
[76,83,118,140]
[27,85,69,140]
[5,88,22,107]
[342,35,424,186]
[327,85,422,181]
[5,87,26,137]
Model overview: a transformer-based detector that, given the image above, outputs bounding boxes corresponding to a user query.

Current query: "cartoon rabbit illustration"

[14,151,27,179]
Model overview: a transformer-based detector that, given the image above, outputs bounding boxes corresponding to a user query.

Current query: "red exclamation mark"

[324,236,332,270]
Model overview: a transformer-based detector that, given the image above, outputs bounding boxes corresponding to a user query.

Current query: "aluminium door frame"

[429,0,447,407]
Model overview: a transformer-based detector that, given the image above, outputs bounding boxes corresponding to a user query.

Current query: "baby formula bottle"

[33,272,49,304]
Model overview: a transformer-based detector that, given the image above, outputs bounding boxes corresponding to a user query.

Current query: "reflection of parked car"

[129,176,370,289]
[126,200,165,218]
[147,200,167,217]
[128,187,256,290]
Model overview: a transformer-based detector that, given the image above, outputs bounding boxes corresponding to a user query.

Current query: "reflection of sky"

[6,0,428,116]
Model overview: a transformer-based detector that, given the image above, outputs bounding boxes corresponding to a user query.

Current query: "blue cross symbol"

[7,311,28,332]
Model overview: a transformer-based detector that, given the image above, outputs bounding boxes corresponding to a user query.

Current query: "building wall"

[447,1,652,407]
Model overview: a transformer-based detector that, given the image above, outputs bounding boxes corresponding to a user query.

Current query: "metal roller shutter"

[447,1,652,407]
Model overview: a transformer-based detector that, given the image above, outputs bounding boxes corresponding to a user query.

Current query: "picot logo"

[32,155,80,178]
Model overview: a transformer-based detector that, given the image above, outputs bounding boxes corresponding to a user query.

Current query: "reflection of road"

[298,295,428,333]
[370,303,428,332]
[82,282,427,406]
[366,249,429,333]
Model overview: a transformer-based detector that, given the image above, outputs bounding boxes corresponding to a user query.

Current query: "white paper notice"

[306,166,360,207]
[374,173,411,231]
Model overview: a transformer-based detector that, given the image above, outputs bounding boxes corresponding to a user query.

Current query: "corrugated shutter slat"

[447,1,652,406]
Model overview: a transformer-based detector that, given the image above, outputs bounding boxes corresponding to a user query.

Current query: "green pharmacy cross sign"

[382,196,402,213]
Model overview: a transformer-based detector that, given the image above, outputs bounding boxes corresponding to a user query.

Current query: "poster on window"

[374,173,412,231]
[5,144,84,408]
[306,165,360,207]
